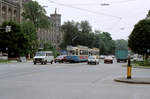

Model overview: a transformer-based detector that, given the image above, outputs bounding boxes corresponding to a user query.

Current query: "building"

[0,0,64,50]
[38,9,64,49]
[0,0,30,25]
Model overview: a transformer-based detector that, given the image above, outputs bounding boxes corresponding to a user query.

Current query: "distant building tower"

[50,8,63,48]
[37,8,64,50]
[50,8,61,28]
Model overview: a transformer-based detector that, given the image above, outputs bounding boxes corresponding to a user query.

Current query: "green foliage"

[0,21,38,57]
[0,21,22,57]
[146,10,150,18]
[61,20,115,55]
[0,59,9,63]
[132,59,150,66]
[139,59,150,66]
[61,20,94,48]
[128,19,150,56]
[23,1,50,29]
[21,21,38,56]
[98,32,115,55]
[115,39,128,50]
[42,41,59,57]
[43,41,53,51]
[80,21,92,33]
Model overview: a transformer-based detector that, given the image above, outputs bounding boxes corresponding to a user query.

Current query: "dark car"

[54,55,67,63]
[104,56,113,64]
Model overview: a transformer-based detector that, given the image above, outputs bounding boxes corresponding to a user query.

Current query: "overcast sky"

[34,0,150,40]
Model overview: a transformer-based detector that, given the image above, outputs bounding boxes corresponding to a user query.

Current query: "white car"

[33,51,54,65]
[88,56,99,65]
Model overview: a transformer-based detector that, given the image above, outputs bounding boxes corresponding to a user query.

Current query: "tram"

[66,45,99,63]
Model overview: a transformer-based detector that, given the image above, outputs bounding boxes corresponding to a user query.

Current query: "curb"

[114,77,150,84]
[122,65,150,69]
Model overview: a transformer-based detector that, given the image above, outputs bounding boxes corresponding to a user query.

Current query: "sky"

[33,0,150,40]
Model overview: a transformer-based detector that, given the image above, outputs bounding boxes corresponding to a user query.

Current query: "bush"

[139,59,150,66]
[0,59,9,63]
[132,59,150,66]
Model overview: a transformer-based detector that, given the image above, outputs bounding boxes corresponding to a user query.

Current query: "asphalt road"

[0,60,150,99]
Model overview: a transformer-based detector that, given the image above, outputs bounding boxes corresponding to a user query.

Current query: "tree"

[23,1,50,29]
[0,21,38,58]
[146,10,150,18]
[0,21,23,57]
[21,21,38,57]
[80,21,92,34]
[61,21,79,48]
[43,41,59,57]
[97,32,115,55]
[128,19,150,58]
[61,20,116,55]
[115,39,128,50]
[61,20,94,48]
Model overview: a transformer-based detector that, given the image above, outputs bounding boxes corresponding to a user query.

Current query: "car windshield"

[88,56,95,59]
[105,56,112,59]
[35,52,46,56]
[57,56,63,58]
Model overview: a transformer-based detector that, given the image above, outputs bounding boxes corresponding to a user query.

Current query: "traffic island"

[114,77,150,84]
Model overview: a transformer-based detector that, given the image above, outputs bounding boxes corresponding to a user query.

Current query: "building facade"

[0,0,30,25]
[0,0,64,50]
[38,9,64,49]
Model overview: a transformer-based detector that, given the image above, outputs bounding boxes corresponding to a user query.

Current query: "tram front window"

[68,50,75,55]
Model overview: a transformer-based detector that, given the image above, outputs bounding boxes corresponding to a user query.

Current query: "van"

[33,51,54,65]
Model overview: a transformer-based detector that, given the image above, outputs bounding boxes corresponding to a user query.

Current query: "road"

[0,60,150,99]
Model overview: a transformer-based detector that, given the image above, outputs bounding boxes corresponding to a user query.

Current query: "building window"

[2,6,6,20]
[8,8,12,21]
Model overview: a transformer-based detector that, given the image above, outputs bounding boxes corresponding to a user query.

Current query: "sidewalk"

[114,77,150,84]
[122,65,150,69]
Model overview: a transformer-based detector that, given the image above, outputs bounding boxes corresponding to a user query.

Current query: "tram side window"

[72,50,75,55]
[76,49,78,55]
[80,50,82,55]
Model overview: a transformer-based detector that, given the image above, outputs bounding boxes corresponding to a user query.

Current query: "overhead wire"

[58,0,137,6]
[47,0,122,20]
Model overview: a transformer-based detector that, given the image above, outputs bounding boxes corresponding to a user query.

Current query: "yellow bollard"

[127,66,131,79]
[127,57,132,79]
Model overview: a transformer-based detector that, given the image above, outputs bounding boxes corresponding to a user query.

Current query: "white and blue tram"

[66,45,99,63]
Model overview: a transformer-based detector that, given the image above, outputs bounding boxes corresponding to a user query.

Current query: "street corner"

[114,77,150,84]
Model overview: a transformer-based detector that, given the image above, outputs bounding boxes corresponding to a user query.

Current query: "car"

[104,56,113,64]
[33,51,54,65]
[54,55,67,63]
[100,55,105,59]
[87,56,99,65]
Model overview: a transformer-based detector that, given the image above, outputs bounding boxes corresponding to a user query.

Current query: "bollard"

[127,57,131,79]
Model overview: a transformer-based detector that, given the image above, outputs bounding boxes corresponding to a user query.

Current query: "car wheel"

[44,60,47,64]
[51,61,53,64]
[34,62,36,65]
